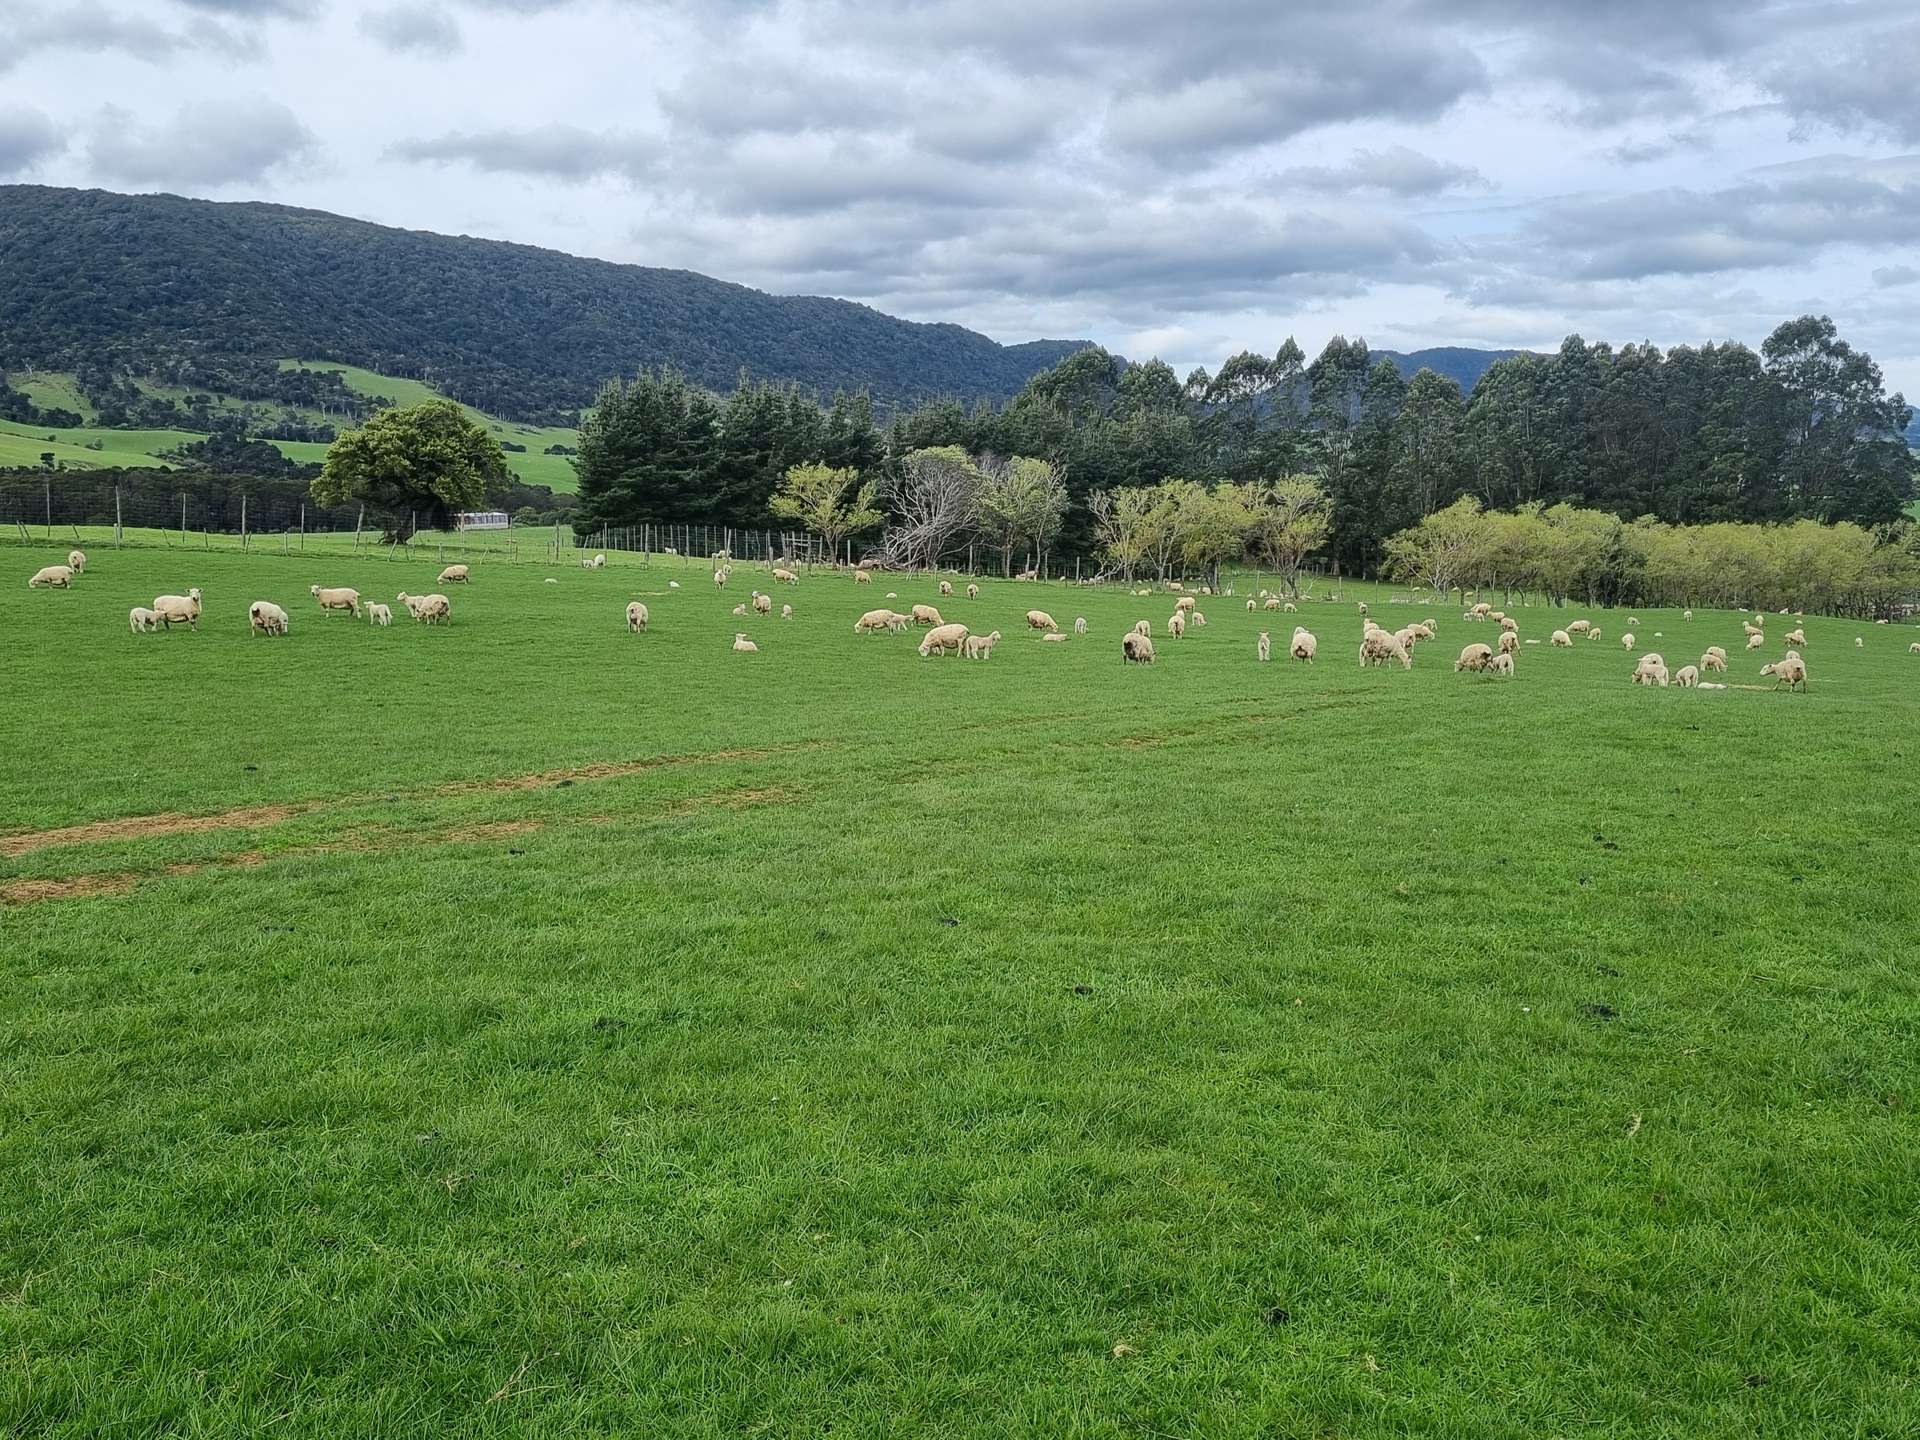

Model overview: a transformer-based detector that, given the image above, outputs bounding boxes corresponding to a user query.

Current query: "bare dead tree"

[874,446,981,571]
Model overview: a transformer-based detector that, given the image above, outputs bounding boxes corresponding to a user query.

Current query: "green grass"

[3,554,1917,1437]
[0,419,190,471]
[13,371,96,422]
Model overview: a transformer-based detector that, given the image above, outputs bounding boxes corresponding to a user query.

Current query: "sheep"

[1263,597,1280,611]
[1284,601,1297,613]
[248,600,290,637]
[1257,631,1271,662]
[1404,621,1436,643]
[1290,627,1317,663]
[1551,629,1572,647]
[1191,611,1207,628]
[152,588,203,631]
[1499,630,1520,655]
[1705,644,1728,661]
[1700,650,1727,673]
[1911,642,1920,654]
[667,581,680,589]
[1041,632,1068,642]
[1499,615,1518,633]
[1742,621,1763,637]
[592,553,607,569]
[1754,612,1766,625]
[886,592,898,598]
[714,568,729,589]
[1760,656,1808,691]
[1175,595,1197,613]
[1783,649,1802,663]
[1074,616,1087,635]
[855,569,873,584]
[1357,601,1368,616]
[919,622,970,657]
[1745,632,1764,650]
[1133,619,1151,638]
[908,604,943,627]
[1166,612,1187,639]
[1121,631,1156,663]
[1627,616,1640,627]
[1488,652,1515,678]
[438,565,470,584]
[67,549,86,574]
[732,603,748,616]
[966,583,979,599]
[1455,642,1494,672]
[773,568,799,585]
[626,601,649,633]
[128,606,159,634]
[1489,610,1506,623]
[1784,628,1806,647]
[311,584,361,617]
[1026,610,1060,632]
[939,580,954,597]
[1856,636,1865,648]
[781,604,793,620]
[1360,629,1411,669]
[1683,609,1693,619]
[1587,629,1603,643]
[1469,603,1492,619]
[1567,619,1590,634]
[396,591,450,625]
[1247,599,1256,612]
[366,602,392,627]
[1674,665,1699,687]
[1393,624,1422,652]
[733,633,758,652]
[854,608,901,634]
[28,565,75,588]
[753,591,773,615]
[1619,632,1635,651]
[1631,655,1669,687]
[962,629,1002,659]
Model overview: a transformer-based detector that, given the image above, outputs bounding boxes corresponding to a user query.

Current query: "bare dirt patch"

[661,786,797,817]
[0,804,312,860]
[1,872,142,905]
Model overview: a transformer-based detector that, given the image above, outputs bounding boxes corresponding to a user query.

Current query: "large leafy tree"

[771,462,884,560]
[312,399,507,539]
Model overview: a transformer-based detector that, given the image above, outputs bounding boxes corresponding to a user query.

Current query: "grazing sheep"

[1567,619,1590,634]
[1283,601,1297,613]
[1784,629,1806,646]
[248,600,290,637]
[962,629,1002,659]
[67,549,86,574]
[1706,644,1728,661]
[781,604,793,620]
[1500,616,1518,633]
[1490,610,1507,623]
[1121,631,1156,663]
[1074,616,1087,635]
[1469,603,1492,619]
[366,602,392,627]
[626,601,649,633]
[1290,627,1317,663]
[396,591,450,625]
[733,633,758,652]
[1499,630,1519,655]
[1191,611,1207,627]
[1674,665,1699,687]
[1621,632,1636,650]
[1488,652,1515,678]
[1911,642,1920,654]
[1360,629,1411,669]
[1628,616,1640,627]
[1754,613,1766,625]
[966,583,979,599]
[912,604,943,626]
[1133,619,1151,638]
[1455,642,1494,672]
[855,570,872,584]
[1551,629,1572,647]
[918,622,970,657]
[753,591,773,615]
[1393,624,1421,651]
[311,585,361,617]
[1588,629,1603,643]
[1743,621,1763,637]
[773,568,799,585]
[128,606,158,634]
[1745,632,1764,650]
[1631,655,1669,687]
[1760,656,1808,691]
[886,592,898,599]
[854,609,900,634]
[1700,650,1727,673]
[1263,597,1280,611]
[1176,595,1197,613]
[1166,612,1187,639]
[153,588,203,631]
[939,580,954,596]
[438,565,470,584]
[28,564,75,588]
[1257,630,1271,662]
[593,554,607,568]
[1026,610,1060,632]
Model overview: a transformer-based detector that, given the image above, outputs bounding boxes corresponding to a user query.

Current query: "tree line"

[573,315,1916,572]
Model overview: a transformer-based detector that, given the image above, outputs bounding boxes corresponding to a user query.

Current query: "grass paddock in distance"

[3,546,1918,1437]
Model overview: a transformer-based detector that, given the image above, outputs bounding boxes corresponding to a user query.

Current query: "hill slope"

[1376,346,1541,393]
[0,186,1091,423]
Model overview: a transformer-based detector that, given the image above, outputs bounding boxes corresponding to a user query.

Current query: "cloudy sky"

[5,0,1920,395]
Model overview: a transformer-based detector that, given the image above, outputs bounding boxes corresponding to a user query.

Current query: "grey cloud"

[388,125,654,181]
[360,3,464,53]
[1874,265,1920,288]
[86,98,317,186]
[0,105,64,177]
[172,0,317,15]
[1765,22,1920,143]
[1276,146,1489,198]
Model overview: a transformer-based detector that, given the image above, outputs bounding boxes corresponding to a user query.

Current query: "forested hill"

[1376,347,1540,393]
[0,186,1090,424]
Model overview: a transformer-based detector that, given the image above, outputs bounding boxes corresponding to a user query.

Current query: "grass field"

[3,549,1917,1437]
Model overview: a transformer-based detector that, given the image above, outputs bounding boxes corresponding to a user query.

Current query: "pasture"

[3,547,1917,1438]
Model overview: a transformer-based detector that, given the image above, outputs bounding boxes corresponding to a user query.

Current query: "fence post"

[181,492,188,548]
[44,477,51,538]
[354,506,363,551]
[241,494,247,549]
[114,486,122,548]
[300,502,305,553]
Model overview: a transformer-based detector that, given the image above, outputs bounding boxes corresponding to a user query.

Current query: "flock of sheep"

[28,547,1903,690]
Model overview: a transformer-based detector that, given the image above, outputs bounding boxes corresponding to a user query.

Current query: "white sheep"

[1121,631,1156,664]
[1551,629,1572,647]
[1360,629,1411,669]
[28,565,75,588]
[667,580,680,589]
[919,622,970,657]
[1700,650,1726,673]
[1247,599,1257,612]
[1745,632,1764,650]
[1631,654,1669,687]
[1073,616,1087,635]
[1263,597,1281,611]
[626,601,649,633]
[1627,616,1640,627]
[1283,601,1297,613]
[1290,628,1317,663]
[911,604,944,627]
[1166,612,1187,639]
[1784,629,1806,647]
[128,606,158,634]
[1026,610,1059,632]
[732,603,747,616]
[714,568,729,588]
[1674,665,1699,687]
[312,584,361,617]
[1855,636,1864,648]
[1910,642,1920,654]
[962,629,1002,659]
[1257,631,1271,662]
[1760,655,1808,691]
[438,565,470,584]
[1705,644,1728,661]
[1500,616,1518,633]
[781,604,793,620]
[1469,602,1492,619]
[1041,632,1068,642]
[1133,619,1151,638]
[1567,619,1590,634]
[1455,642,1494,672]
[966,582,979,599]
[772,568,799,585]
[67,549,86,574]
[366,602,392,627]
[854,609,897,634]
[855,569,872,585]
[248,600,290,637]
[1175,595,1196,613]
[1499,630,1519,655]
[1683,609,1693,619]
[1488,652,1515,678]
[1621,632,1635,650]
[1743,621,1763,637]
[1587,628,1603,643]
[152,588,203,630]
[753,591,773,615]
[939,580,954,597]
[396,591,450,625]
[733,633,758,652]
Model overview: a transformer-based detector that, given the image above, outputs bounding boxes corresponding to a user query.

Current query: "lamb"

[1247,599,1257,612]
[1911,642,1920,654]
[1587,629,1603,643]
[1499,630,1519,655]
[1041,632,1068,642]
[1627,617,1640,627]
[1699,650,1726,673]
[854,609,901,634]
[966,583,979,599]
[1683,609,1693,619]
[592,553,607,568]
[781,604,793,620]
[1488,652,1515,678]
[733,633,758,652]
[1121,631,1156,663]
[248,600,290,637]
[773,568,799,585]
[919,622,970,657]
[152,588,203,631]
[396,591,450,625]
[1784,629,1806,646]
[1856,636,1865,648]
[1258,597,1278,612]
[1026,610,1060,632]
[67,549,86,574]
[1631,655,1669,687]
[1551,629,1572,646]
[1500,616,1518,633]
[939,580,954,596]
[1673,665,1699,687]
[1283,601,1297,612]
[128,606,159,634]
[855,570,873,584]
[1074,616,1087,635]
[1489,610,1506,623]
[1360,629,1411,669]
[1455,642,1494,672]
[438,565,470,584]
[626,601,649,633]
[1567,619,1590,634]
[1257,630,1271,662]
[1290,628,1317,663]
[962,629,1002,659]
[912,603,943,626]
[28,565,74,588]
[1760,656,1808,691]
[1175,595,1197,613]
[1166,612,1187,639]
[1705,644,1728,661]
[1742,621,1763,637]
[311,585,361,617]
[1190,611,1207,628]
[1469,603,1492,619]
[753,591,773,615]
[1133,620,1151,637]
[1745,632,1764,650]
[366,602,392,627]
[732,603,748,617]
[1621,632,1635,650]
[1357,601,1368,616]
[714,568,729,589]
[1393,625,1422,651]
